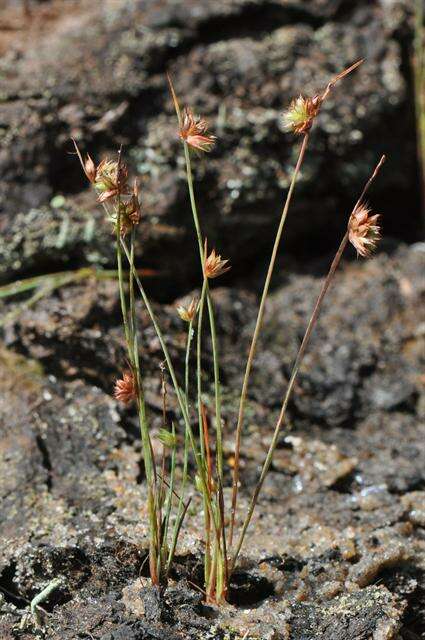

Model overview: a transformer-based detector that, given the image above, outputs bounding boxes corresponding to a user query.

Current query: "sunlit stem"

[183,142,224,483]
[229,133,309,546]
[197,279,213,585]
[231,155,386,570]
[165,321,194,576]
[115,207,132,361]
[120,239,211,499]
[127,228,160,583]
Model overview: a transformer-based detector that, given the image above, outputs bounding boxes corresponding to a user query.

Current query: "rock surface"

[0,0,424,637]
[0,0,422,290]
[0,243,424,638]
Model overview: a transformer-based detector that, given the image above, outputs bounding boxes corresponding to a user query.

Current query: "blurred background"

[0,0,423,299]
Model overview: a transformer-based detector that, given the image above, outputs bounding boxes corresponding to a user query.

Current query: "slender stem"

[126,226,161,582]
[127,233,154,487]
[120,238,210,496]
[116,211,132,359]
[231,155,386,570]
[184,144,226,591]
[167,83,224,579]
[103,185,161,582]
[229,133,310,545]
[165,321,195,576]
[206,292,224,481]
[183,143,205,262]
[217,477,229,597]
[196,283,215,584]
[162,423,177,559]
[231,231,348,570]
[165,493,192,579]
[185,318,195,409]
[129,227,136,345]
[158,367,168,536]
[184,142,224,482]
[197,280,208,457]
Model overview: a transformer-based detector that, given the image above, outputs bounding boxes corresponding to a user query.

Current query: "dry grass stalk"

[229,58,364,546]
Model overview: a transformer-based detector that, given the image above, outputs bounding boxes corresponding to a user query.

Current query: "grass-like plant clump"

[73,58,385,604]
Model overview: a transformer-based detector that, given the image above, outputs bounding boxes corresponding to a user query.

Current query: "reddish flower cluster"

[73,140,141,236]
[204,240,230,279]
[179,107,216,152]
[114,371,137,405]
[348,203,381,258]
[118,180,142,237]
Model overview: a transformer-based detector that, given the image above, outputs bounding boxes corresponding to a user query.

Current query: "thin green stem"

[162,423,177,556]
[183,142,224,483]
[197,280,208,456]
[185,318,195,409]
[183,143,204,262]
[165,321,194,576]
[129,227,136,344]
[229,132,309,546]
[120,238,210,496]
[126,228,160,582]
[196,279,213,584]
[115,211,132,360]
[167,76,223,510]
[183,131,225,587]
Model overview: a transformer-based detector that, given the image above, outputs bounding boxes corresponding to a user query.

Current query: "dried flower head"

[180,107,216,152]
[72,140,129,203]
[282,59,364,136]
[114,371,137,404]
[94,158,129,203]
[282,95,321,135]
[348,203,381,258]
[177,297,198,322]
[204,240,230,279]
[117,180,141,236]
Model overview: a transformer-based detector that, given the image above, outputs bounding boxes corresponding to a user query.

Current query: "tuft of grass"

[69,57,385,605]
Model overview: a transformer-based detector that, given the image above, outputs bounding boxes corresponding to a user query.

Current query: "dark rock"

[0,0,421,290]
[0,226,423,635]
[287,586,403,640]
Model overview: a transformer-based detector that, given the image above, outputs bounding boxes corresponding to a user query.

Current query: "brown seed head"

[117,180,141,236]
[95,158,129,203]
[180,107,216,152]
[177,297,198,322]
[114,371,137,404]
[72,140,129,203]
[348,203,381,258]
[204,240,230,279]
[282,59,363,136]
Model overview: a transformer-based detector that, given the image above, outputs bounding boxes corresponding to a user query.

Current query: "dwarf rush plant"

[73,57,385,604]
